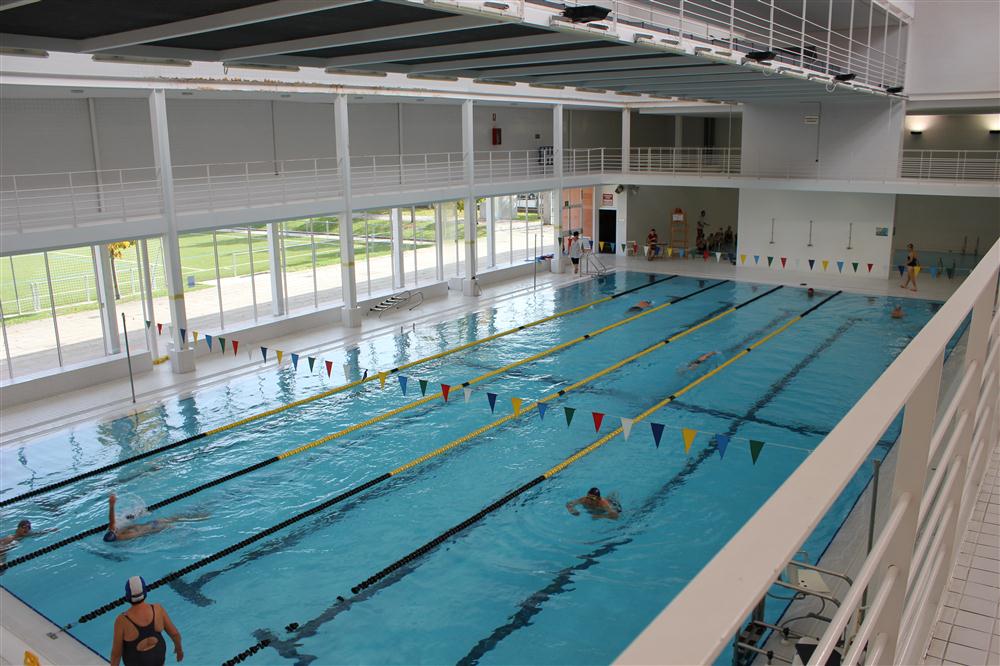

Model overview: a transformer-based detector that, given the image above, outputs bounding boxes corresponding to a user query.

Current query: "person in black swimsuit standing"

[110,576,184,666]
[901,242,919,292]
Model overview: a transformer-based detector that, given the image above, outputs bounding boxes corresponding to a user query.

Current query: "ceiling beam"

[222,15,493,61]
[472,55,705,79]
[79,0,369,53]
[527,64,743,84]
[404,46,652,74]
[578,74,783,88]
[0,0,41,10]
[323,31,590,69]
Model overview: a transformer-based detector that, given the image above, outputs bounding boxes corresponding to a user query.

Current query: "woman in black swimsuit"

[901,242,919,292]
[111,576,184,666]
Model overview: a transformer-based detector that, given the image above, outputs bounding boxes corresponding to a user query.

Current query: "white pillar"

[266,223,286,317]
[461,99,479,294]
[621,108,631,173]
[391,207,405,289]
[434,204,445,282]
[140,239,159,359]
[551,104,565,274]
[93,244,121,355]
[486,196,496,268]
[148,89,194,373]
[335,95,361,327]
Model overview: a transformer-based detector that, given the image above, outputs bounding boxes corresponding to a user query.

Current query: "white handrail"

[616,239,1000,665]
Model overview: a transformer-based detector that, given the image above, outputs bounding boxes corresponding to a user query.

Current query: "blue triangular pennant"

[678,248,685,257]
[487,392,498,413]
[308,356,316,372]
[398,375,408,395]
[537,402,548,420]
[836,260,844,273]
[205,334,213,350]
[808,259,815,270]
[753,255,760,265]
[291,353,299,370]
[260,346,268,362]
[650,422,665,448]
[180,328,187,343]
[897,265,905,277]
[713,434,730,460]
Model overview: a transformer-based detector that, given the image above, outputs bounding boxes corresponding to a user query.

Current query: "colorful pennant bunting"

[537,402,548,420]
[419,379,429,396]
[592,412,605,433]
[620,417,634,441]
[740,254,746,265]
[564,406,576,426]
[852,261,859,273]
[398,375,409,395]
[867,263,874,273]
[378,371,387,388]
[713,434,730,460]
[780,257,787,268]
[441,384,452,402]
[180,328,187,343]
[808,259,815,270]
[682,428,697,454]
[157,322,163,334]
[145,320,151,329]
[753,255,760,265]
[821,260,829,271]
[463,387,473,403]
[914,265,922,277]
[511,397,522,416]
[836,260,844,273]
[897,265,905,276]
[325,360,333,377]
[750,439,765,464]
[218,337,226,353]
[307,356,316,372]
[714,252,721,262]
[930,266,939,278]
[766,256,774,267]
[487,392,498,413]
[260,346,268,362]
[290,353,299,370]
[276,350,283,364]
[193,331,199,344]
[650,422,665,448]
[232,340,239,356]
[205,334,213,351]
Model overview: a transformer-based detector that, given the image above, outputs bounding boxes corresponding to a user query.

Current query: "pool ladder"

[368,290,424,319]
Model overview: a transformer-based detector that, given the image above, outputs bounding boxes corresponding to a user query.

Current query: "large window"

[402,205,439,287]
[354,209,394,298]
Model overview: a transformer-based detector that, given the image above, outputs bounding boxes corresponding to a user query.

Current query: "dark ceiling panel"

[154,1,453,51]
[1,0,271,40]
[397,40,623,66]
[467,52,677,73]
[288,23,549,59]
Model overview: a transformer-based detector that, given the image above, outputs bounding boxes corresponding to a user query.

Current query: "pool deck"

[0,257,974,665]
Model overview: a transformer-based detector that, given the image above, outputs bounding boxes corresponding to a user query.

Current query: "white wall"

[737,189,896,278]
[566,109,621,149]
[625,185,740,247]
[167,99,276,165]
[402,103,461,154]
[741,99,904,180]
[905,0,1000,100]
[903,114,1000,151]
[893,194,1000,253]
[474,105,551,153]
[0,98,96,175]
[273,101,335,160]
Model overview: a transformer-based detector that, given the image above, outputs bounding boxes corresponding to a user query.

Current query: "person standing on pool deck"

[103,494,204,543]
[110,576,184,666]
[901,243,919,292]
[567,230,583,274]
[566,488,620,520]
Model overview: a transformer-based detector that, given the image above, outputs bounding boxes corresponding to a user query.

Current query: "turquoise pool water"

[0,272,946,665]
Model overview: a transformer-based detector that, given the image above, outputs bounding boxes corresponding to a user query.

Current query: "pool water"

[0,272,948,665]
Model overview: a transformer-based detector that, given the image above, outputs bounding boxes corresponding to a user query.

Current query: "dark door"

[598,209,617,253]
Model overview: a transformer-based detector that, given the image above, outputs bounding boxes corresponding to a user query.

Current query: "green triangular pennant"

[419,379,428,395]
[749,439,765,464]
[564,406,576,426]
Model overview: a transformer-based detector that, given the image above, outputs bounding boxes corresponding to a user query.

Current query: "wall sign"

[875,226,889,237]
[601,193,614,207]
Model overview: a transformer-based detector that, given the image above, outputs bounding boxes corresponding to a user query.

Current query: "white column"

[335,95,361,327]
[621,108,631,173]
[551,104,565,274]
[92,244,121,355]
[148,89,194,373]
[266,223,286,317]
[486,196,496,268]
[391,207,405,289]
[461,99,479,294]
[140,239,159,359]
[434,204,445,282]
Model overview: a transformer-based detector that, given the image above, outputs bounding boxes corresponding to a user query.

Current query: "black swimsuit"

[121,606,167,666]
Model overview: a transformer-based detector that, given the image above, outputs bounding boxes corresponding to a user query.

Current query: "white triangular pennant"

[620,417,634,441]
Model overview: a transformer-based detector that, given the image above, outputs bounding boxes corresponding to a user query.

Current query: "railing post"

[872,350,944,664]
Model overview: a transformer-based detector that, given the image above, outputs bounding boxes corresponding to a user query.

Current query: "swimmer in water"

[566,487,621,520]
[626,300,653,314]
[891,306,904,319]
[0,520,56,551]
[688,351,719,370]
[807,287,815,298]
[103,494,207,543]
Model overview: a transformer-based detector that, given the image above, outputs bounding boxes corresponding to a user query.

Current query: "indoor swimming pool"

[0,272,952,665]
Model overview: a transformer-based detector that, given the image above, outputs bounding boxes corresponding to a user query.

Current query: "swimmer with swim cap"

[0,519,56,551]
[626,300,653,314]
[688,351,719,370]
[566,487,621,520]
[891,305,904,319]
[103,494,207,543]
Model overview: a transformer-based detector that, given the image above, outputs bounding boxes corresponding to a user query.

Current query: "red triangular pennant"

[232,340,239,356]
[441,384,451,402]
[592,412,605,432]
[324,360,333,377]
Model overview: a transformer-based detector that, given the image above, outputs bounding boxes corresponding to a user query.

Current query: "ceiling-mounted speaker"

[614,185,625,194]
[561,4,612,22]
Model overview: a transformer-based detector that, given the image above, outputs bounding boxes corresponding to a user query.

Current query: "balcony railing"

[900,150,1000,181]
[617,239,1000,665]
[550,0,906,89]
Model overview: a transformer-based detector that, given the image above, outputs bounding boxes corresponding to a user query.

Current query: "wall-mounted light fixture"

[990,130,1000,135]
[834,73,856,82]
[910,130,923,136]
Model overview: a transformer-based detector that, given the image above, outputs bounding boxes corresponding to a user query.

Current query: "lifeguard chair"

[670,208,688,255]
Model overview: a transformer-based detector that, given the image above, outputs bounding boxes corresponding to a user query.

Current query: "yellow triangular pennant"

[511,397,523,416]
[276,350,284,364]
[682,428,697,454]
[667,247,674,257]
[740,254,746,265]
[914,265,922,277]
[378,371,388,388]
[821,259,829,271]
[193,331,199,344]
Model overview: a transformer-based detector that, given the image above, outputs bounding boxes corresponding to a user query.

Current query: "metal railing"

[474,150,554,181]
[628,146,741,174]
[552,0,907,88]
[900,150,1000,181]
[617,238,1000,665]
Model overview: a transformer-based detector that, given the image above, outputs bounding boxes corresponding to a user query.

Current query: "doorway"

[598,209,617,253]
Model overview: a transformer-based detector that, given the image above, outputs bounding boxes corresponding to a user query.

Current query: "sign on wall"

[601,193,614,207]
